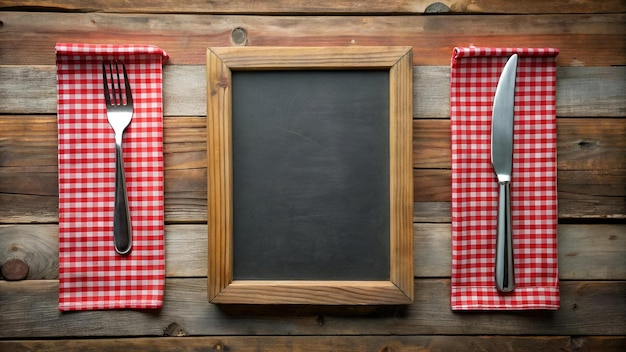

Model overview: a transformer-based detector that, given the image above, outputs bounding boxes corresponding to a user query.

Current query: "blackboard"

[231,70,390,281]
[207,46,414,305]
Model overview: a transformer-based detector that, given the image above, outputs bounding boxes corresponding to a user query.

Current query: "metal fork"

[102,60,133,255]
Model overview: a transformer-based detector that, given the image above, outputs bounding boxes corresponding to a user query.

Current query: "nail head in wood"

[231,27,248,46]
[425,2,451,13]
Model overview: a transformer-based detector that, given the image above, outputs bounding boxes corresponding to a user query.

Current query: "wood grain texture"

[208,46,413,69]
[206,48,233,302]
[2,113,622,174]
[1,2,625,348]
[388,48,415,302]
[0,279,624,338]
[2,65,624,117]
[3,0,626,14]
[1,336,624,352]
[2,223,624,280]
[213,280,413,305]
[0,12,624,66]
[413,118,626,170]
[558,225,626,280]
[2,116,623,223]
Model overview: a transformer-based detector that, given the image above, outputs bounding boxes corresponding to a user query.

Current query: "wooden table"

[1,1,625,350]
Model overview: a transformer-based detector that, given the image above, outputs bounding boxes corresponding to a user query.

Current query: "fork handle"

[114,143,132,255]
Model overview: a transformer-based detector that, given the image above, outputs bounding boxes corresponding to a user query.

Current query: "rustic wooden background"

[0,1,625,351]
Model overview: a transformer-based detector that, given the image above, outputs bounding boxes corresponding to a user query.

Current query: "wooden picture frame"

[207,46,413,304]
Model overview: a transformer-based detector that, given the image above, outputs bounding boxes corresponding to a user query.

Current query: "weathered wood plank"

[0,12,624,66]
[2,0,625,15]
[412,169,626,219]
[413,117,626,170]
[0,115,209,223]
[555,118,626,170]
[558,225,626,280]
[2,65,624,118]
[0,279,624,337]
[1,336,624,352]
[413,201,451,223]
[1,170,623,224]
[1,116,624,222]
[1,114,622,174]
[2,223,624,280]
[0,224,207,279]
[162,116,208,223]
[557,169,626,219]
[557,67,626,117]
[0,65,57,115]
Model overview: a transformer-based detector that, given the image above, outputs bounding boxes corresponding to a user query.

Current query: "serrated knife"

[491,53,518,293]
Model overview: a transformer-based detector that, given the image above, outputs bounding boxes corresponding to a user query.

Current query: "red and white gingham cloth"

[450,47,559,310]
[56,43,168,311]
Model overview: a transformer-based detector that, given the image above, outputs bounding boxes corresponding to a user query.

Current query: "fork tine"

[112,60,122,106]
[102,61,111,106]
[120,61,133,106]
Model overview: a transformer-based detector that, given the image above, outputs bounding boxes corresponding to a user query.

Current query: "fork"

[102,59,133,255]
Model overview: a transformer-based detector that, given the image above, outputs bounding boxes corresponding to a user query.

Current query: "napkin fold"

[450,47,559,310]
[56,43,168,311]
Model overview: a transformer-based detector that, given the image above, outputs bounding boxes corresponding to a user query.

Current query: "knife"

[491,53,518,293]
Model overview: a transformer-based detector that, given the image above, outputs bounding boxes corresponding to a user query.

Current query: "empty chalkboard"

[232,70,390,281]
[207,46,414,305]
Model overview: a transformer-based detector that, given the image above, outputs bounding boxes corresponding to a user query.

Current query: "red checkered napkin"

[450,47,559,310]
[56,43,168,311]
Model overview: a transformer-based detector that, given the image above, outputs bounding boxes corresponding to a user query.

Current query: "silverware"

[491,54,518,292]
[102,60,133,255]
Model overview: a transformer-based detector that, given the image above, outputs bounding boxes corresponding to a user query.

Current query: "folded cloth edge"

[55,42,169,59]
[452,46,559,63]
[451,287,561,311]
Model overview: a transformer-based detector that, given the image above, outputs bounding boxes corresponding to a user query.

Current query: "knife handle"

[495,180,515,292]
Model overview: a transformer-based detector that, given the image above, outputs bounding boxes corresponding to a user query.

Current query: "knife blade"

[491,53,518,293]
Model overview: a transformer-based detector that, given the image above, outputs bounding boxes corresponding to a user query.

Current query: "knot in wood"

[1,258,29,281]
[316,315,325,326]
[163,322,187,337]
[577,140,596,150]
[218,77,229,89]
